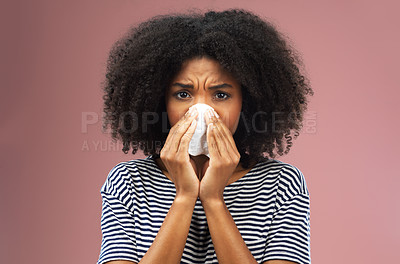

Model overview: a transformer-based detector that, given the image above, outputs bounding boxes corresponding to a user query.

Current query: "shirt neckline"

[146,155,267,187]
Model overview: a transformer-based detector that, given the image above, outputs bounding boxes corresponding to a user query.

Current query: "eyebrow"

[171,82,233,89]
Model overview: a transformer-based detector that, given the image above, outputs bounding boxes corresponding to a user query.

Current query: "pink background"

[1,0,399,263]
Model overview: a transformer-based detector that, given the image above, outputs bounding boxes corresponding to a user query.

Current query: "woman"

[97,9,314,264]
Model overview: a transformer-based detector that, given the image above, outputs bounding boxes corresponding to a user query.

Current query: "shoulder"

[276,160,309,196]
[255,159,309,199]
[100,156,157,196]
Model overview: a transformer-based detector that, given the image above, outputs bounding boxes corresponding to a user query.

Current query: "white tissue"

[188,103,214,157]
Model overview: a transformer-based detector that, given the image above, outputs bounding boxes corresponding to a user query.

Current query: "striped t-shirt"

[97,155,311,264]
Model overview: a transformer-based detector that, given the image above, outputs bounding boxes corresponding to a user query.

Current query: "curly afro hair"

[102,8,314,169]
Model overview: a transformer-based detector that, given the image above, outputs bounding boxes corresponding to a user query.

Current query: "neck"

[155,154,245,176]
[189,154,244,174]
[189,154,209,168]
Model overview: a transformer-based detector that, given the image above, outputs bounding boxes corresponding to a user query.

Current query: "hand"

[160,107,200,200]
[199,109,240,203]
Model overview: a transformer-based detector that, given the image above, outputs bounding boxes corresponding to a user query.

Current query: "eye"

[172,91,231,101]
[174,91,191,100]
[215,92,230,100]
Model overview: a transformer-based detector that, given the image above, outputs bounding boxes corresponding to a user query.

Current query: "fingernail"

[207,109,213,119]
[186,107,193,116]
[190,108,197,116]
[213,110,219,118]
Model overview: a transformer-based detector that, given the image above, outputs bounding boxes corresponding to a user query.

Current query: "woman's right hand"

[160,107,199,200]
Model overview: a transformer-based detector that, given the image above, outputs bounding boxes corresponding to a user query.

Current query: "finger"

[209,109,238,153]
[207,123,221,158]
[169,109,198,153]
[207,110,240,165]
[168,108,193,139]
[204,109,213,126]
[205,110,228,157]
[163,108,188,146]
[209,120,231,157]
[178,118,197,154]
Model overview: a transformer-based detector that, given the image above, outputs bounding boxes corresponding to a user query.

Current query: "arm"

[138,195,197,264]
[202,199,298,264]
[202,199,258,264]
[105,195,196,264]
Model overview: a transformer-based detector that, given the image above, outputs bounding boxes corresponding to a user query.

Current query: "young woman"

[97,9,314,264]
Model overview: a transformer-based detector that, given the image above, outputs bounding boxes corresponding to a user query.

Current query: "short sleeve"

[261,165,311,264]
[97,163,138,264]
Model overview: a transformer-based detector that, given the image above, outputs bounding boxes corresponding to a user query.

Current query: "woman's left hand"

[199,109,240,203]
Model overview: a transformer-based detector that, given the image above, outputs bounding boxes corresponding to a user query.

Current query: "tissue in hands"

[188,103,214,157]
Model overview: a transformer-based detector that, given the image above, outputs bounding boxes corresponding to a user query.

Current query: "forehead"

[173,57,235,81]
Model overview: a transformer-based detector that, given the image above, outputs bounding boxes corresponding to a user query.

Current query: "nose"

[193,97,207,106]
[188,102,215,125]
[191,90,212,106]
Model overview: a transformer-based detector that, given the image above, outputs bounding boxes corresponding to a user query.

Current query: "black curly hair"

[101,8,314,169]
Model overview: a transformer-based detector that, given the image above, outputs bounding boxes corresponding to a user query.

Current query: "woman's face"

[165,57,242,135]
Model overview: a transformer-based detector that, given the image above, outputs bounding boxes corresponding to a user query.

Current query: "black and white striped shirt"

[97,155,311,264]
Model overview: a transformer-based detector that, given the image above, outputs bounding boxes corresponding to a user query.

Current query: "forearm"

[139,195,197,264]
[202,199,258,264]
